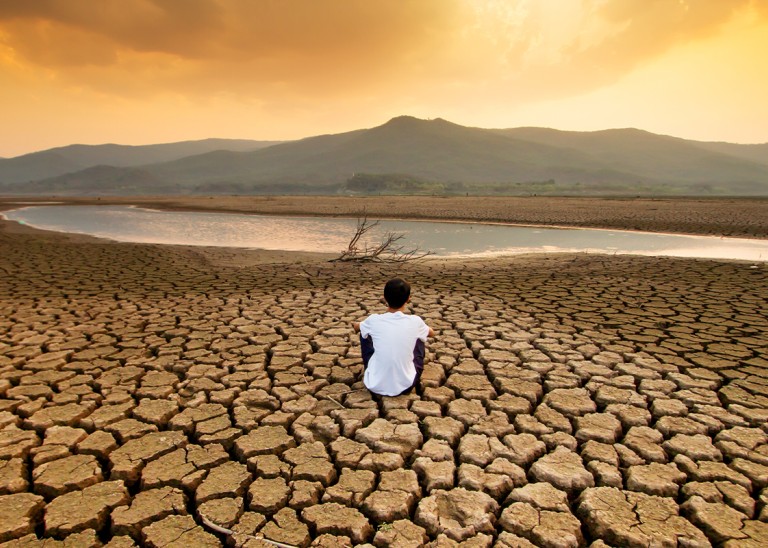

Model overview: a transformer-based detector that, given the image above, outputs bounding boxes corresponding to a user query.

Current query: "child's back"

[354,278,434,396]
[360,310,429,395]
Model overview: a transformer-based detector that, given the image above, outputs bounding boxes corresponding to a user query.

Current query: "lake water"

[3,205,768,262]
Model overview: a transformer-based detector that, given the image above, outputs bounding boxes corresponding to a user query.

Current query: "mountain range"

[2,116,767,196]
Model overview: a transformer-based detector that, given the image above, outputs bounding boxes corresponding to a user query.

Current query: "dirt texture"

[0,196,767,546]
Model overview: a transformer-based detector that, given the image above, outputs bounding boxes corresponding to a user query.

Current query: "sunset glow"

[1,0,766,157]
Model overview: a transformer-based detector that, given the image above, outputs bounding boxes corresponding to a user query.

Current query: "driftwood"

[330,215,432,263]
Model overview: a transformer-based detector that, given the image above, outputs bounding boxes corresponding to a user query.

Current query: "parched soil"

[0,198,767,546]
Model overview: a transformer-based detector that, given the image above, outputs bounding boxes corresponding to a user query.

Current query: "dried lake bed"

[0,196,767,546]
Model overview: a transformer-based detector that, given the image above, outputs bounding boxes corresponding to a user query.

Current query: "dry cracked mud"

[1,208,767,547]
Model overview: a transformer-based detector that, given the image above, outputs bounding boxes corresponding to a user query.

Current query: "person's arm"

[427,326,436,338]
[352,322,361,333]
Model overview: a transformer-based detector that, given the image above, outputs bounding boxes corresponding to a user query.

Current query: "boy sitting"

[353,278,435,396]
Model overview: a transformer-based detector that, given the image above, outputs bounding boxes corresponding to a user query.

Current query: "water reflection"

[2,205,767,262]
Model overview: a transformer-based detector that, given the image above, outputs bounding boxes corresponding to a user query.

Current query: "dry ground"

[0,197,767,547]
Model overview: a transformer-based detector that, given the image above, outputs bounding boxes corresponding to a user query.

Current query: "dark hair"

[384,278,411,309]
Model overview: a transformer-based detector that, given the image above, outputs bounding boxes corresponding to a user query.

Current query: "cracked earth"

[0,216,767,547]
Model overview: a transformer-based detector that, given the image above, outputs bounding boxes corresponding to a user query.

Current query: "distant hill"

[150,117,644,190]
[494,127,768,190]
[0,138,281,186]
[692,141,768,167]
[13,166,183,196]
[2,117,767,196]
[0,152,84,187]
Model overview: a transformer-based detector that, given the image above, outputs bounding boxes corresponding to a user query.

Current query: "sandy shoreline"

[2,195,767,268]
[1,196,767,546]
[3,194,768,240]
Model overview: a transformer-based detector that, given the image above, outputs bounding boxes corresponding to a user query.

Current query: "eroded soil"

[0,204,767,546]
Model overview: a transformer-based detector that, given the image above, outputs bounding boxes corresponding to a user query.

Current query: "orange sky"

[1,0,767,157]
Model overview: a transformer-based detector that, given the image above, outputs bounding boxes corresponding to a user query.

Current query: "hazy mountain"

[692,141,768,167]
[13,166,182,195]
[3,117,767,196]
[0,152,84,187]
[0,138,282,185]
[147,117,610,187]
[494,127,768,188]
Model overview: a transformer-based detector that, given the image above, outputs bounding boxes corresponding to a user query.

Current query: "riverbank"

[2,195,768,239]
[0,196,767,546]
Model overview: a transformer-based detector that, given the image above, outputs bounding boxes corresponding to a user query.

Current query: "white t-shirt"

[360,311,430,396]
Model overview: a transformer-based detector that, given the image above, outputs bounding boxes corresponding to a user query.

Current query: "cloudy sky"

[1,0,767,157]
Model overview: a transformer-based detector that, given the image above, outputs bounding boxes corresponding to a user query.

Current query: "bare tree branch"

[330,212,433,263]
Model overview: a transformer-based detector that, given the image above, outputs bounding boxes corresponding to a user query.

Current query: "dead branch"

[330,213,432,263]
[198,510,297,547]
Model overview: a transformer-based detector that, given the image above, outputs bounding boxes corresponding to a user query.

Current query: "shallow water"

[3,205,768,261]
